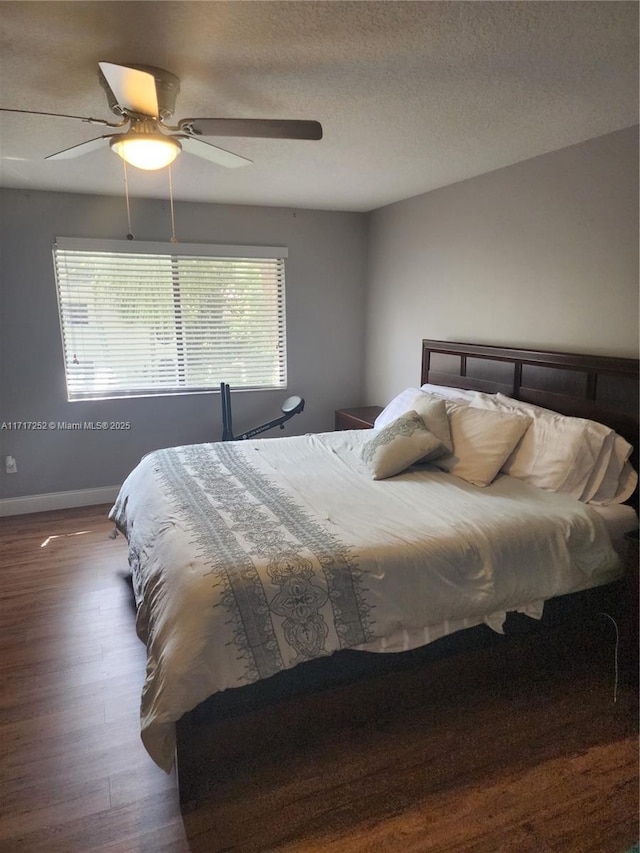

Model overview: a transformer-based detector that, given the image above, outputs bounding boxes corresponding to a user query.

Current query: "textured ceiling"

[0,1,637,212]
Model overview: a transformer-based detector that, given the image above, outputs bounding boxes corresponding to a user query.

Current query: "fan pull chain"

[122,159,134,240]
[168,165,178,243]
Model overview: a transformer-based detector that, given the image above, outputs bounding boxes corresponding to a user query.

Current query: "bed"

[109,340,639,808]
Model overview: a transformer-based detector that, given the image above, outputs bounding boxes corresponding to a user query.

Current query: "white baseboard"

[0,486,121,517]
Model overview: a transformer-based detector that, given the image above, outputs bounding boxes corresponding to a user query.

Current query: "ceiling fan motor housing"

[99,64,181,120]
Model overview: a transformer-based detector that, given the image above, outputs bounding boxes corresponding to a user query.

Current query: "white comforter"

[109,429,621,770]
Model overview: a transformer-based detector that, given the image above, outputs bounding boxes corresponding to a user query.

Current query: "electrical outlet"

[5,456,17,474]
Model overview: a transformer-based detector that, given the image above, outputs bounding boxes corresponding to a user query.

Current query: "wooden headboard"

[421,340,639,456]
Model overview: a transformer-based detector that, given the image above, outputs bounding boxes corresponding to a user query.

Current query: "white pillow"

[434,403,531,487]
[375,385,471,431]
[604,462,639,506]
[374,388,424,430]
[484,393,633,503]
[579,430,618,503]
[420,383,478,403]
[408,394,453,457]
[589,440,636,505]
[362,410,444,480]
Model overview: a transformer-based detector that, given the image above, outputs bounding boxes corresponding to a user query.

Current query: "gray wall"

[364,126,639,405]
[0,190,367,498]
[1,126,638,502]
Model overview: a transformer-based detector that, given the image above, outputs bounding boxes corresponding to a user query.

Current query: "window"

[52,237,288,401]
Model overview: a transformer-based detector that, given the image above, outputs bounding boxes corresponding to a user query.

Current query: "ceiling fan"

[0,62,323,171]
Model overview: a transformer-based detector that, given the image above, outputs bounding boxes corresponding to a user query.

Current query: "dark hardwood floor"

[0,504,637,852]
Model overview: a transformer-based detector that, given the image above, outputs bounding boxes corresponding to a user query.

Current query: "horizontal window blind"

[53,238,288,401]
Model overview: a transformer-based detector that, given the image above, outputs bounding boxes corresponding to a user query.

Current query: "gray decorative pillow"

[362,410,444,480]
[409,394,453,459]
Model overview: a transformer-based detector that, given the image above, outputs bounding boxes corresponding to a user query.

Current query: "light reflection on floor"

[40,529,92,548]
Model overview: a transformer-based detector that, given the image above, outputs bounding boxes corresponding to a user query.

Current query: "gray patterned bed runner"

[154,443,373,682]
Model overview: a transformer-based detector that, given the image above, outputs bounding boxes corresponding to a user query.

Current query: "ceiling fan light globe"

[110,134,181,170]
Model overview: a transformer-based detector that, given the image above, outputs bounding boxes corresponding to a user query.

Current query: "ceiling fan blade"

[0,107,113,125]
[181,118,323,140]
[45,136,109,160]
[98,62,159,117]
[177,135,252,169]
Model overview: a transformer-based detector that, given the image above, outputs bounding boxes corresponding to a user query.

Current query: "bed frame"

[175,340,639,809]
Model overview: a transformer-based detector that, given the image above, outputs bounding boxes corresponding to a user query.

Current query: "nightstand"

[335,406,383,431]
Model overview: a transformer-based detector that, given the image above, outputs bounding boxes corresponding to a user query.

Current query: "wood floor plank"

[0,504,637,852]
[0,789,182,853]
[0,699,106,759]
[0,776,111,844]
[0,623,27,649]
[1,721,150,788]
[0,671,136,725]
[108,764,179,810]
